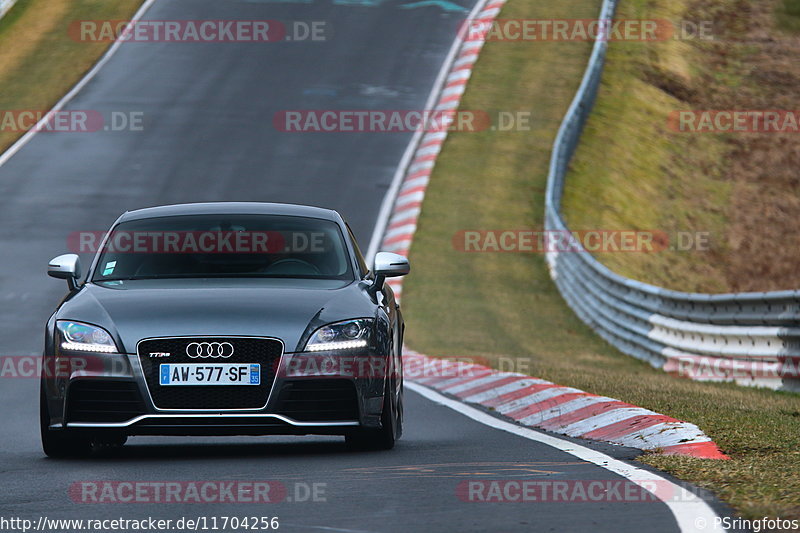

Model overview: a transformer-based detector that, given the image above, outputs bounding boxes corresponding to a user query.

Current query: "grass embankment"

[0,0,143,153]
[402,0,800,520]
[562,0,800,292]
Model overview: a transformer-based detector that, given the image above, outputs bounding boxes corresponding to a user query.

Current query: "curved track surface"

[0,0,726,530]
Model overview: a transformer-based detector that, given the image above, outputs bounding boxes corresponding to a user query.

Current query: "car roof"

[118,202,341,223]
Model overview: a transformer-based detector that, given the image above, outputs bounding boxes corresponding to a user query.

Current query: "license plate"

[159,363,260,386]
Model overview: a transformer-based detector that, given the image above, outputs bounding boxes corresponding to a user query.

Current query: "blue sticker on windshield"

[102,261,117,276]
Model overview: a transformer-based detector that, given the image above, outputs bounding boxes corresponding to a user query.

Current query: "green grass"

[776,0,800,32]
[402,0,800,520]
[0,0,144,153]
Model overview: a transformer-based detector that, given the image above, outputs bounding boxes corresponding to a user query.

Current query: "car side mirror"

[48,254,82,291]
[370,252,410,294]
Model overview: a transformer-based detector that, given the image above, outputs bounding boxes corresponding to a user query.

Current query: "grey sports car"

[40,202,409,457]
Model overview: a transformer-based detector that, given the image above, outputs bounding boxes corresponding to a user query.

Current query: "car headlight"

[305,319,372,352]
[56,321,118,353]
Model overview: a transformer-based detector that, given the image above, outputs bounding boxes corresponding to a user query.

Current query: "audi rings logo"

[186,342,234,359]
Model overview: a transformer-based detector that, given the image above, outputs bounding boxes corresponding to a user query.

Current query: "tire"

[40,382,92,458]
[395,383,403,440]
[346,380,401,451]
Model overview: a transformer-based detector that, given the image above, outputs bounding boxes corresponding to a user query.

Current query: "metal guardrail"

[544,0,800,391]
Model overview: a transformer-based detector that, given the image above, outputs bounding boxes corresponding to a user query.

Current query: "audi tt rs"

[40,202,409,457]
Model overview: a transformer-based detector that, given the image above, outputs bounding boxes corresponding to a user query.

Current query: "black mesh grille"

[66,380,145,423]
[137,337,283,410]
[275,379,360,421]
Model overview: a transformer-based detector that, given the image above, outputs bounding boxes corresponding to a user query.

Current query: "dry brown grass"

[0,0,143,153]
[562,0,800,292]
[0,0,68,75]
[719,1,800,291]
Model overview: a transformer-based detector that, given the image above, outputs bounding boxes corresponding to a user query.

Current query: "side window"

[346,223,369,278]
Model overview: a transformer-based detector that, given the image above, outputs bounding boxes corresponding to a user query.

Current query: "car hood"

[56,278,375,353]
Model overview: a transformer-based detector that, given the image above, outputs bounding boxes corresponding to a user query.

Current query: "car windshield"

[91,214,354,282]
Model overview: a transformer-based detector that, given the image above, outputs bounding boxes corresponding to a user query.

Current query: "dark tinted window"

[91,214,354,281]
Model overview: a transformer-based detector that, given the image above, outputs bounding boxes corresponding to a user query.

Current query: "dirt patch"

[713,3,800,290]
[669,0,800,291]
[562,0,800,292]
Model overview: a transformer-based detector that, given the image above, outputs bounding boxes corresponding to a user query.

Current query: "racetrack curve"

[0,0,730,530]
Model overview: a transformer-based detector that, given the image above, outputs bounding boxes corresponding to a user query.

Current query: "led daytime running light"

[60,341,116,353]
[306,339,368,352]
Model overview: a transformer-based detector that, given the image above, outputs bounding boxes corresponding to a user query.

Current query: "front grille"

[66,380,145,423]
[137,337,283,410]
[275,379,360,421]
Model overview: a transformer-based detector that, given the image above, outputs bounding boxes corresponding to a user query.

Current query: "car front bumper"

[42,349,396,436]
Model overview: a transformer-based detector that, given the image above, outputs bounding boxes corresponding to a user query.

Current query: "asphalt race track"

[0,0,727,530]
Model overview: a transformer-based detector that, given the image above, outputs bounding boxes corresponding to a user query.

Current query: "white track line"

[407,382,725,533]
[0,0,159,169]
[365,0,495,262]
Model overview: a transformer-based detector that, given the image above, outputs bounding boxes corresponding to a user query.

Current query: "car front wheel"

[40,382,92,458]
[346,381,401,451]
